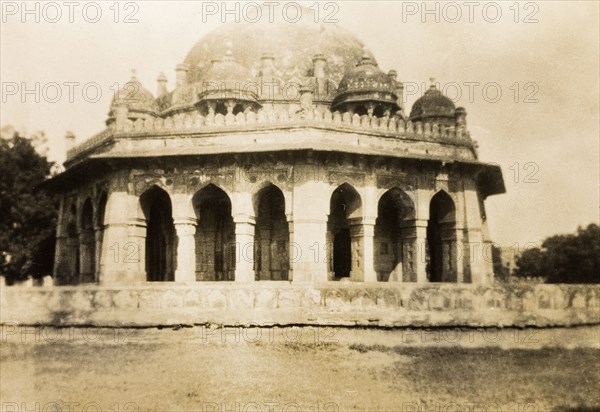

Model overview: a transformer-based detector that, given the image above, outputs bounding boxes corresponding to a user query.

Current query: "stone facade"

[45,21,505,296]
[51,149,500,287]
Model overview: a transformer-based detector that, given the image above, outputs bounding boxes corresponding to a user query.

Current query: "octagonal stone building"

[46,17,505,288]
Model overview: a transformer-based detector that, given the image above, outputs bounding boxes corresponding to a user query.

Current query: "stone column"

[99,191,146,285]
[354,217,377,282]
[53,234,69,285]
[286,214,295,281]
[463,179,488,284]
[234,215,255,282]
[78,231,95,283]
[94,226,103,283]
[349,218,362,281]
[290,164,330,282]
[174,218,197,283]
[466,229,486,283]
[292,217,329,282]
[454,228,465,283]
[481,219,495,284]
[400,219,428,283]
[66,237,80,284]
[53,199,68,284]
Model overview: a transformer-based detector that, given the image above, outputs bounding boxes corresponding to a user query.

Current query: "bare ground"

[1,325,599,411]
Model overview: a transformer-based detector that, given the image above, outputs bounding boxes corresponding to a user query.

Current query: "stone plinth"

[1,282,598,328]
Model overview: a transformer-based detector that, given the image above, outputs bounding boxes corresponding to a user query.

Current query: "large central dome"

[183,9,375,85]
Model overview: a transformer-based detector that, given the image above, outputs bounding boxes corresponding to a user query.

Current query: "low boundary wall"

[1,282,598,327]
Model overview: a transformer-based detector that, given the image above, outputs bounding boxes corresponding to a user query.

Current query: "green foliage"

[491,244,510,281]
[0,131,58,282]
[515,224,600,284]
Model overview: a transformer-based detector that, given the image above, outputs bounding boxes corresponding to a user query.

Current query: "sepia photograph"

[1,1,599,411]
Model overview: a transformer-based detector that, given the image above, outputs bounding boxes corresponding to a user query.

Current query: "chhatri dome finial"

[358,46,376,66]
[362,46,370,58]
[224,40,233,59]
[429,77,437,89]
[131,69,137,80]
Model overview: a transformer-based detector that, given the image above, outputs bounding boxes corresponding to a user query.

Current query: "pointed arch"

[254,184,289,280]
[328,183,363,279]
[427,190,457,282]
[96,191,108,228]
[193,184,235,281]
[81,198,94,231]
[79,198,95,283]
[65,203,79,284]
[374,187,415,282]
[140,186,176,282]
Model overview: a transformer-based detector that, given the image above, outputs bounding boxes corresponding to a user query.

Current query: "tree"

[514,224,600,284]
[0,129,58,283]
[514,247,546,279]
[491,245,510,281]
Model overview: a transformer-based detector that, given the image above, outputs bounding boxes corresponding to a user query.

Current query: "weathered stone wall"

[1,283,598,327]
[56,153,497,287]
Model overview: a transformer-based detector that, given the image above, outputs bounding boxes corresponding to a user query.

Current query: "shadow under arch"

[193,183,235,281]
[79,197,95,283]
[254,183,289,281]
[140,186,176,282]
[375,187,415,282]
[328,183,363,279]
[427,190,457,282]
[64,203,79,284]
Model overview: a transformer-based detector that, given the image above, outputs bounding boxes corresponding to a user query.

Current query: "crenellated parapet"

[66,109,472,162]
[66,128,114,161]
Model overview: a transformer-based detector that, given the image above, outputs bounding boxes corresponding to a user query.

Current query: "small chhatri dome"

[409,79,456,124]
[332,50,399,112]
[199,42,258,103]
[110,69,156,113]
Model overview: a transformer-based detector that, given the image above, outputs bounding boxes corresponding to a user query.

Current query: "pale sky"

[1,1,598,248]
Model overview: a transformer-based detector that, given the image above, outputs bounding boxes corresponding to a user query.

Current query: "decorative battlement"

[67,110,471,161]
[66,128,114,161]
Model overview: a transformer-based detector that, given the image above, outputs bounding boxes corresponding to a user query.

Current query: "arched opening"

[215,101,227,115]
[66,203,79,284]
[373,104,386,118]
[96,192,107,229]
[95,192,108,282]
[140,186,176,282]
[79,198,95,283]
[210,101,247,116]
[353,105,368,116]
[254,185,289,280]
[375,188,414,281]
[427,191,456,282]
[193,184,235,281]
[328,183,362,279]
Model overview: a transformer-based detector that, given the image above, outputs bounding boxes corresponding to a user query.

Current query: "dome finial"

[224,40,233,59]
[429,77,437,89]
[131,69,137,80]
[358,47,376,67]
[361,46,370,59]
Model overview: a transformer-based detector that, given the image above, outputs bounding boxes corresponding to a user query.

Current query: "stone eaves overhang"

[44,126,505,198]
[40,146,506,199]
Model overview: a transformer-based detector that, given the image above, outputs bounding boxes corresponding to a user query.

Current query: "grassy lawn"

[1,327,598,411]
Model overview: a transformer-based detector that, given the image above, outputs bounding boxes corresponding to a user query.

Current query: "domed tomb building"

[46,19,505,286]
